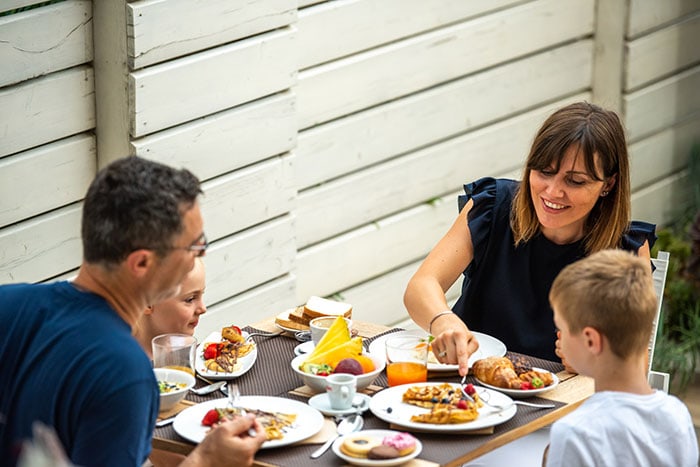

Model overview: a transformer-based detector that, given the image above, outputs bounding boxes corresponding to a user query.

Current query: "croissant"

[472,356,522,389]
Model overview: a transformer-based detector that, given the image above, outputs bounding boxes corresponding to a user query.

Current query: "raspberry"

[464,383,476,395]
[456,399,468,409]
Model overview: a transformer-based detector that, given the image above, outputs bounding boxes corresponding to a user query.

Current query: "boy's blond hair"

[549,249,656,359]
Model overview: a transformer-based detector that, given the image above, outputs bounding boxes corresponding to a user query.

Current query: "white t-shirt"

[546,390,698,467]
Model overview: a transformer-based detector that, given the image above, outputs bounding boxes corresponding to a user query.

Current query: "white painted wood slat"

[203,215,295,305]
[297,41,593,189]
[0,66,95,158]
[627,0,700,38]
[127,0,296,69]
[297,0,594,129]
[624,64,700,141]
[625,14,700,91]
[0,135,95,228]
[296,195,456,301]
[200,155,295,241]
[129,27,296,137]
[631,171,691,227]
[630,115,700,190]
[197,274,296,339]
[0,205,82,284]
[132,91,296,181]
[297,93,591,247]
[298,0,521,69]
[0,0,92,88]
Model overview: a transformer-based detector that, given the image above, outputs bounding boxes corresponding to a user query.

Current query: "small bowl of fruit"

[290,315,385,393]
[291,352,384,393]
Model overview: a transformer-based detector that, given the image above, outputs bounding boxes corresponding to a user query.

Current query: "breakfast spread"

[201,407,296,440]
[202,325,254,373]
[472,356,554,390]
[340,432,417,459]
[298,315,374,376]
[402,383,483,424]
[275,296,353,331]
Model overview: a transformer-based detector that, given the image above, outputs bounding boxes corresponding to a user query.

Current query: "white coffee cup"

[309,316,352,346]
[325,373,357,410]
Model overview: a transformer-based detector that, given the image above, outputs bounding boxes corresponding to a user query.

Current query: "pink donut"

[382,432,417,456]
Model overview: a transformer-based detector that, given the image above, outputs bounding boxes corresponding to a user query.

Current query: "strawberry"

[201,409,221,426]
[203,343,219,360]
[520,381,533,390]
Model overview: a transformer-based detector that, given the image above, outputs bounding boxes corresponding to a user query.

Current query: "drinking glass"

[385,335,428,386]
[152,333,197,376]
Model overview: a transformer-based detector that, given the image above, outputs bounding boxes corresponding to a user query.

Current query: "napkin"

[157,400,195,421]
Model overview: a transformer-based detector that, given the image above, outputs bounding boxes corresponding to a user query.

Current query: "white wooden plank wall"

[0,0,698,334]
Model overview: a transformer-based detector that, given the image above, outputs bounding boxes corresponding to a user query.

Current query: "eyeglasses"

[171,233,208,257]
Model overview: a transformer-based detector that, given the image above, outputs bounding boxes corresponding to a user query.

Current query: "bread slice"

[275,309,309,331]
[302,296,352,321]
[287,306,309,325]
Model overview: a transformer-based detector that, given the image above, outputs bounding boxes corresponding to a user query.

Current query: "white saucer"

[294,341,315,356]
[308,393,371,416]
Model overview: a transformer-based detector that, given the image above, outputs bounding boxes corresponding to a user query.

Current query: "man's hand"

[182,414,266,467]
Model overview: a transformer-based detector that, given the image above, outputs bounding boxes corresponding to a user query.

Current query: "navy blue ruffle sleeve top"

[451,177,657,361]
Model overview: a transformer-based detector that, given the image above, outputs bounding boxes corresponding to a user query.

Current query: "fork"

[228,382,257,436]
[459,377,555,410]
[244,331,284,342]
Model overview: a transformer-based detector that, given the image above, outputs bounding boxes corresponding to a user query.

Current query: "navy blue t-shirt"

[0,282,158,466]
[452,178,657,361]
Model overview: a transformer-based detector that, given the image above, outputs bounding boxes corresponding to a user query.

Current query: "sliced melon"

[301,336,363,372]
[306,316,351,359]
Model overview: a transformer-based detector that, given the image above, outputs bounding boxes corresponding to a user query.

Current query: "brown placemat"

[158,399,195,421]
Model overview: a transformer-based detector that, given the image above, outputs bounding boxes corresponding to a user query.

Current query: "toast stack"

[275,296,352,331]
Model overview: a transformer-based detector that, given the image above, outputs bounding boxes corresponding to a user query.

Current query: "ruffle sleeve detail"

[458,178,517,270]
[622,221,657,252]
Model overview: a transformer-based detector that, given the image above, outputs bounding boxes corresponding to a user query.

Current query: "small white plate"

[332,429,422,466]
[308,393,371,416]
[274,309,309,333]
[294,341,315,356]
[475,368,560,399]
[173,396,323,448]
[369,383,516,432]
[195,332,257,380]
[368,330,506,372]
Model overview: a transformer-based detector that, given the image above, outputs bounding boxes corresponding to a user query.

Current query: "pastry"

[471,356,522,389]
[367,445,400,459]
[340,435,381,458]
[381,432,417,456]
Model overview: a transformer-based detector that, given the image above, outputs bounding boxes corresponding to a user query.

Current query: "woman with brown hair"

[404,102,656,376]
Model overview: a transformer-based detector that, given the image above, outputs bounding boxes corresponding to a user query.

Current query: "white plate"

[475,368,559,399]
[369,383,516,432]
[368,330,506,372]
[195,331,257,380]
[332,429,423,467]
[294,340,315,356]
[172,396,324,448]
[308,393,371,416]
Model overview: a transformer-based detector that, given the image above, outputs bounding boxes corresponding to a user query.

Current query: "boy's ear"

[582,326,603,355]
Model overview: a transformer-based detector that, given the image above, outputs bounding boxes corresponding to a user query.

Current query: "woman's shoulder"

[622,220,657,251]
[459,177,518,211]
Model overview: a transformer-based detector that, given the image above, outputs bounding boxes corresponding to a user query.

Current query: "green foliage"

[651,145,700,394]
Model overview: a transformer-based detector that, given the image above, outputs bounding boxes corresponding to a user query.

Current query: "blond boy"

[545,249,698,467]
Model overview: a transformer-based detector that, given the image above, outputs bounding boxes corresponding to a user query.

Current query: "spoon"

[310,414,363,458]
[190,381,226,396]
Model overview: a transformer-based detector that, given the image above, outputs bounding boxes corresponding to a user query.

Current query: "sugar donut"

[382,432,417,456]
[340,435,381,458]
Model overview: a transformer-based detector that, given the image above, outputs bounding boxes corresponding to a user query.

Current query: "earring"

[601,191,609,197]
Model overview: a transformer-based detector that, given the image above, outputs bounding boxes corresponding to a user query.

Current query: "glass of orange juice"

[385,335,428,387]
[152,333,197,376]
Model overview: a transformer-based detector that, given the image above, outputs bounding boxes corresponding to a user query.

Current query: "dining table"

[152,317,594,467]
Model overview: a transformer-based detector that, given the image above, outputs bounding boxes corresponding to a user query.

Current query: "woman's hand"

[429,313,479,377]
[555,331,577,374]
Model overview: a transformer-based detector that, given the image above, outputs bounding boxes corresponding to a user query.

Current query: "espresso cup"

[325,373,357,410]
